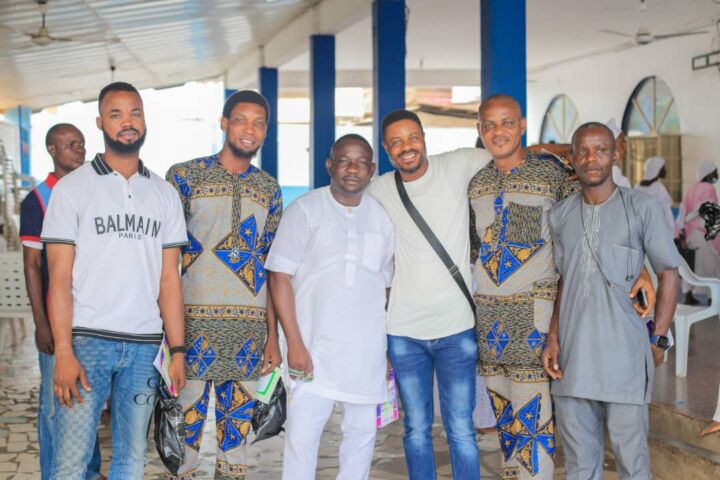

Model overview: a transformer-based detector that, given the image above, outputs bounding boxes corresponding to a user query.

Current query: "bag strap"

[394,171,477,316]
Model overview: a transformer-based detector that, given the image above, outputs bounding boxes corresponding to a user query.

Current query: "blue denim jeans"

[39,352,103,480]
[50,337,160,480]
[387,328,480,480]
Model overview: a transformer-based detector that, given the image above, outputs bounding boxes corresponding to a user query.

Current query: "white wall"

[0,121,20,171]
[527,35,720,195]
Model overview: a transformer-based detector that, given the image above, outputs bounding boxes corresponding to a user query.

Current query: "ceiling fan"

[600,25,707,45]
[0,0,119,47]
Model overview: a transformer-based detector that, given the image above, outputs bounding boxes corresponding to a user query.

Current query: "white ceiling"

[1,0,720,110]
[0,0,318,110]
[283,0,720,75]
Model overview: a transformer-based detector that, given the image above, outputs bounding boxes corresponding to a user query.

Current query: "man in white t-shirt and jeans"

[367,110,493,479]
[41,82,188,479]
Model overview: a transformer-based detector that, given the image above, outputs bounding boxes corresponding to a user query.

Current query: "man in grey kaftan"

[544,122,680,480]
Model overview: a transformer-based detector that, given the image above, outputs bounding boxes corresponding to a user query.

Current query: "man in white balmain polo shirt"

[41,82,188,480]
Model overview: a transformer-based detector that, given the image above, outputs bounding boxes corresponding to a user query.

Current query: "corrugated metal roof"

[0,0,317,110]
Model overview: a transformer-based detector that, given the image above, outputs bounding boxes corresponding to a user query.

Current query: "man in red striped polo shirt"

[19,123,105,480]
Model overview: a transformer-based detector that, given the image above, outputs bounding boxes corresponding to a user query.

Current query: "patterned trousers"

[483,367,555,480]
[168,379,256,480]
[475,284,557,480]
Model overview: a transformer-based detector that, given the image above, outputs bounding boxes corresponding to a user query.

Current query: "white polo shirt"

[41,154,188,343]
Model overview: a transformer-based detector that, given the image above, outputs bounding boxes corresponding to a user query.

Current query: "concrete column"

[310,34,335,189]
[481,0,527,143]
[373,0,406,175]
[259,67,279,180]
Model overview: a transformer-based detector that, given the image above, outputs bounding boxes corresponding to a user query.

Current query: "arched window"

[539,94,579,144]
[622,76,682,203]
[623,76,681,136]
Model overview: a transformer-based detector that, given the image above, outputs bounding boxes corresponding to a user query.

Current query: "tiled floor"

[0,318,637,479]
[652,316,720,420]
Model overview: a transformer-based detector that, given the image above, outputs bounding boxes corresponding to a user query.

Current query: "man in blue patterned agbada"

[165,90,283,480]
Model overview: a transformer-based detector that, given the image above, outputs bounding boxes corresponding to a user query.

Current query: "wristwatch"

[169,345,187,355]
[651,335,670,350]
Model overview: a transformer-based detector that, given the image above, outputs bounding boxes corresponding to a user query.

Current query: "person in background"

[676,159,720,304]
[702,386,720,436]
[606,118,631,188]
[20,124,105,480]
[634,156,676,234]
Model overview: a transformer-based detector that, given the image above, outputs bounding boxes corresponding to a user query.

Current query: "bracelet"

[169,345,187,355]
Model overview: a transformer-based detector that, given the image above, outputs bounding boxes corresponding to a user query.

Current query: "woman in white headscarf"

[634,156,676,233]
[676,159,720,303]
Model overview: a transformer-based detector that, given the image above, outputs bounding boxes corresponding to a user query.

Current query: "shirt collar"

[44,172,58,188]
[208,154,260,179]
[91,153,150,178]
[493,153,528,176]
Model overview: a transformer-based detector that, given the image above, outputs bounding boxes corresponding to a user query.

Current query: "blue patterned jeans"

[38,352,102,480]
[51,336,160,480]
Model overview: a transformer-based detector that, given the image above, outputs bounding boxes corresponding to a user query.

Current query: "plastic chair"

[643,257,720,376]
[0,252,32,350]
[673,256,720,377]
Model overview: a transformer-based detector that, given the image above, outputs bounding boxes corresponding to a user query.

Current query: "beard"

[579,169,612,187]
[393,151,427,176]
[103,128,146,155]
[227,140,259,160]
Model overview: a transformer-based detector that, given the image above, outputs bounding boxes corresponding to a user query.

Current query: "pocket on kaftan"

[362,232,384,271]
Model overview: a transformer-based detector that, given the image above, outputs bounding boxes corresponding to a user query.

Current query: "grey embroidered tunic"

[548,187,680,405]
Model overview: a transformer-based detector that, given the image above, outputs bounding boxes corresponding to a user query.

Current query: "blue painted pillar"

[259,67,279,180]
[310,34,335,188]
[481,0,527,144]
[224,88,237,101]
[373,0,406,175]
[5,106,31,175]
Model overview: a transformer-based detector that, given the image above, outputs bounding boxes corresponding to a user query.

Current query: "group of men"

[21,81,680,480]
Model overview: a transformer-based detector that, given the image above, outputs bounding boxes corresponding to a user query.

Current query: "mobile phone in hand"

[635,287,649,310]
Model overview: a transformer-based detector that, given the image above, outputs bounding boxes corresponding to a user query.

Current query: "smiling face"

[571,126,617,188]
[222,102,267,159]
[477,97,526,161]
[97,90,146,155]
[382,119,427,180]
[326,137,374,199]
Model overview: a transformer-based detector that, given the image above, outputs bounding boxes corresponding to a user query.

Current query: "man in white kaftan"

[267,134,394,480]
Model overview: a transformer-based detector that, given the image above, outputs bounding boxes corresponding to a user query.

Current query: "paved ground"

[652,316,720,420]
[0,318,624,479]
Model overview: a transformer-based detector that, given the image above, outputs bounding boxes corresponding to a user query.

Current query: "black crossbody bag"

[394,171,477,316]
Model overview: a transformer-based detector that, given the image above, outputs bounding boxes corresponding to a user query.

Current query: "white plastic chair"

[0,252,32,350]
[673,257,720,377]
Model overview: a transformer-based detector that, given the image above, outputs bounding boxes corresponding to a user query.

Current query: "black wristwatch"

[169,345,187,355]
[651,335,670,350]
